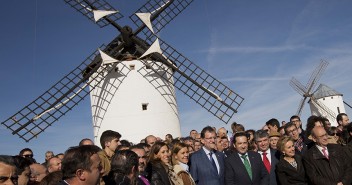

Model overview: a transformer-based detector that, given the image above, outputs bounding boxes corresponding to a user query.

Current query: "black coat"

[303,144,352,185]
[224,150,269,185]
[145,162,172,185]
[275,155,307,185]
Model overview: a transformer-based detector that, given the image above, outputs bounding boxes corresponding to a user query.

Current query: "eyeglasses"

[329,131,341,136]
[22,154,33,158]
[286,128,298,134]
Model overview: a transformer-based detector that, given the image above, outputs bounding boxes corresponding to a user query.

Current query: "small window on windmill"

[337,107,340,113]
[142,103,149,111]
[129,64,135,70]
[331,97,333,99]
[323,98,325,100]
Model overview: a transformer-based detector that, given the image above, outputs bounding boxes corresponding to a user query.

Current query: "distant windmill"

[1,0,244,143]
[290,61,346,126]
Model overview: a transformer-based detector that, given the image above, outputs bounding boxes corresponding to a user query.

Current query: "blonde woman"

[275,136,307,185]
[172,142,195,185]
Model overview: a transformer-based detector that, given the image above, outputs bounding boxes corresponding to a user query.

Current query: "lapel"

[311,145,328,160]
[327,144,336,158]
[281,157,297,172]
[235,151,253,181]
[200,148,219,175]
[294,155,303,173]
[214,151,223,175]
[248,151,257,181]
[270,149,279,171]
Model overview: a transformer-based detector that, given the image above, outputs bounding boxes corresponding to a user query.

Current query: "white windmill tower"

[290,61,346,126]
[91,44,180,143]
[1,0,244,143]
[308,84,345,126]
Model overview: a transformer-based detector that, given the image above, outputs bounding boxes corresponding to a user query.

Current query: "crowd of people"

[1,113,352,185]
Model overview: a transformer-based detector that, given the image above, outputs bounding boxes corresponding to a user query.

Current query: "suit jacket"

[189,148,225,185]
[275,154,307,185]
[262,149,279,185]
[224,150,269,185]
[303,144,352,185]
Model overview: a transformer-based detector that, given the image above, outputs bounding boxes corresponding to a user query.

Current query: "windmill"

[290,61,346,126]
[1,0,244,143]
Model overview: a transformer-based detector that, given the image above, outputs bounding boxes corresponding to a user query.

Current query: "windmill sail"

[290,61,329,116]
[2,0,244,142]
[1,48,130,142]
[130,0,194,41]
[64,0,123,28]
[138,36,244,124]
[310,97,336,122]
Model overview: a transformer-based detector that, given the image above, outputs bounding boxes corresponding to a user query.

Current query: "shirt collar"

[258,148,270,154]
[179,162,189,172]
[202,146,213,155]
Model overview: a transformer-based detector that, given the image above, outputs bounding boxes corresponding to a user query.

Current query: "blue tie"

[209,152,218,173]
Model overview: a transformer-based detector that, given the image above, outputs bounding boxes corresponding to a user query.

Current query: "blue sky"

[1,0,352,162]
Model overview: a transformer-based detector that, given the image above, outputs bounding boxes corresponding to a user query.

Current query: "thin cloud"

[203,45,352,54]
[222,76,289,82]
[207,45,302,53]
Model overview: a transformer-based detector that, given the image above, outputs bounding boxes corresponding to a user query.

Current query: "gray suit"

[190,148,225,185]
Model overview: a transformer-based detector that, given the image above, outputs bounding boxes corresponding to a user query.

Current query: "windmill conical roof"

[313,84,342,99]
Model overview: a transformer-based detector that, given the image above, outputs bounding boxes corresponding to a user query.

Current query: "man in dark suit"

[225,132,269,185]
[254,130,279,185]
[190,126,225,185]
[303,126,352,185]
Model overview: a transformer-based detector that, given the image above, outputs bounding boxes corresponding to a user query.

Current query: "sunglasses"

[329,132,340,136]
[22,154,33,158]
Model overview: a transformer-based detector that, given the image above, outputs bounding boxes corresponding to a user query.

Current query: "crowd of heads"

[1,112,351,185]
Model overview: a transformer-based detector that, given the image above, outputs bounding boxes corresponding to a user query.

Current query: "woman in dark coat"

[145,141,183,185]
[275,136,308,185]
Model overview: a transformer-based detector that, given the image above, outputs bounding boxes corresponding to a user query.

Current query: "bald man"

[47,157,62,173]
[303,127,352,185]
[29,163,47,185]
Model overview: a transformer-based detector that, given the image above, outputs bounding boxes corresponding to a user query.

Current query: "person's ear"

[131,166,137,174]
[76,169,86,181]
[311,135,317,143]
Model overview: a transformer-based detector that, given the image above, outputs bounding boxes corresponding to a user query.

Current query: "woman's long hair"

[148,141,169,164]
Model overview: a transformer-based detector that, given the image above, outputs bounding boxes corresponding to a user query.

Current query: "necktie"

[139,175,150,185]
[209,152,218,173]
[322,147,329,159]
[262,152,271,173]
[241,154,252,180]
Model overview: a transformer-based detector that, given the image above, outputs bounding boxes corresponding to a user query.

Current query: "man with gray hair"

[254,130,280,185]
[0,155,18,185]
